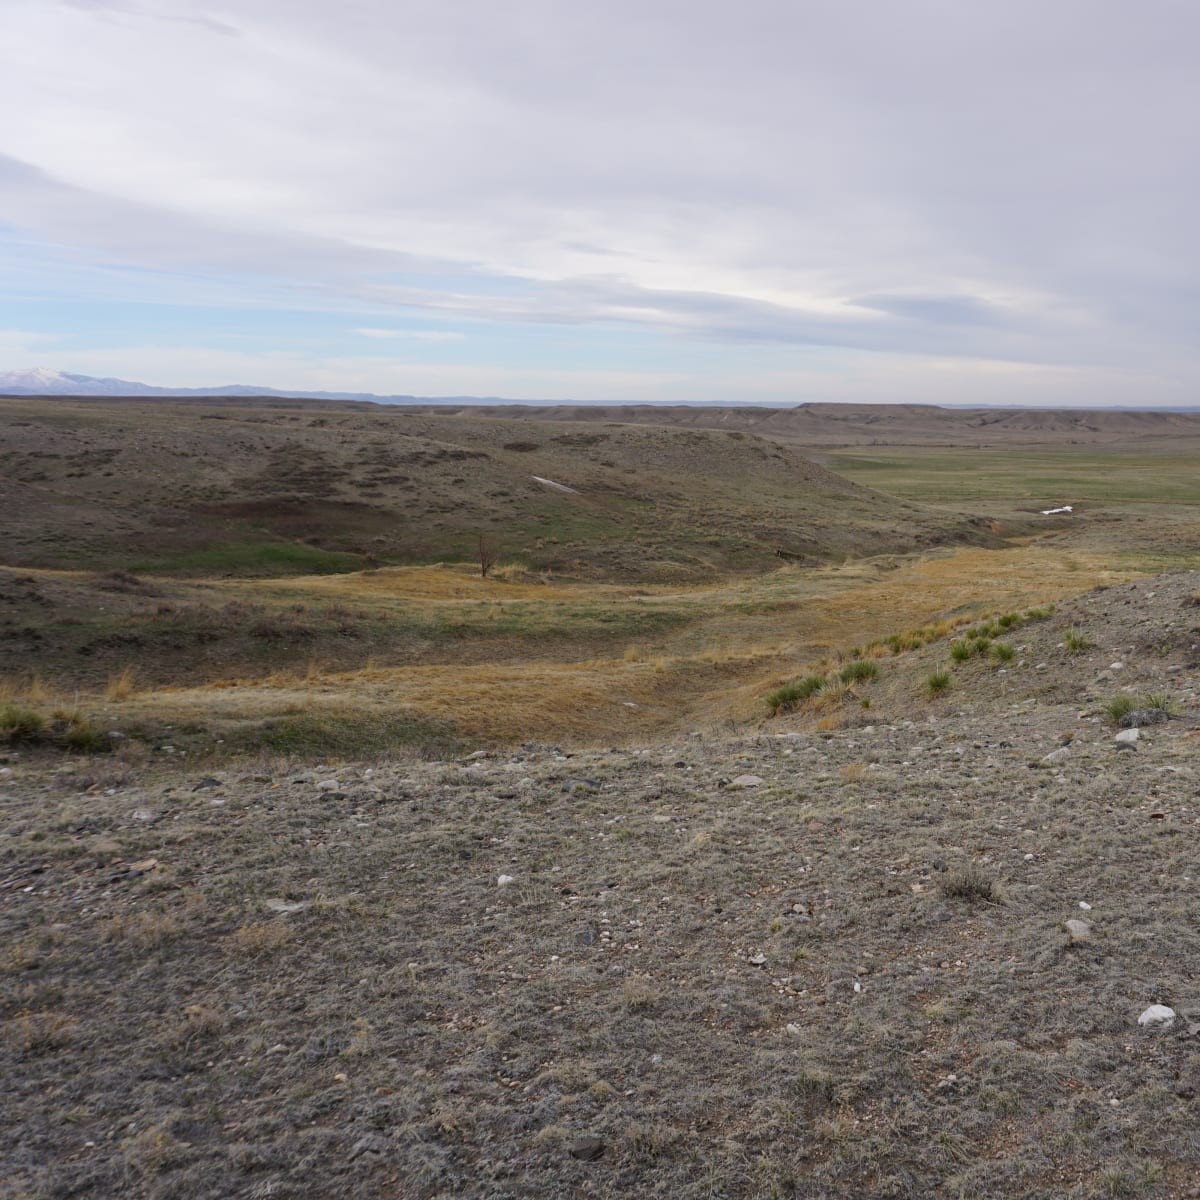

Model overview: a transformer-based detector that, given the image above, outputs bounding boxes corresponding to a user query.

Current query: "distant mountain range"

[0,367,515,404]
[4,368,1199,413]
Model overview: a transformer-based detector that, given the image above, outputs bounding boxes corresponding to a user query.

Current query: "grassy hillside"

[0,399,998,582]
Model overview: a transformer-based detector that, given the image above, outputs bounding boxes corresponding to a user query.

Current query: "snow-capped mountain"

[0,368,423,402]
[0,368,163,395]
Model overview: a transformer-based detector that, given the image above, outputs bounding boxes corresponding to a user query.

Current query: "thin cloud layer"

[2,0,1198,402]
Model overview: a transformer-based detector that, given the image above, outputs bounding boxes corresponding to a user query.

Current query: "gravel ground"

[4,571,1200,1199]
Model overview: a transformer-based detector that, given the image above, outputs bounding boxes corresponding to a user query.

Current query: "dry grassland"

[1,541,1142,755]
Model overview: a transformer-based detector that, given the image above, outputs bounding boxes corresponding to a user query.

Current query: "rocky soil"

[4,572,1200,1198]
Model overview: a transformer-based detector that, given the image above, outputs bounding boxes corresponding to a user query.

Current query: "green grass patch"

[1064,629,1093,654]
[223,710,461,760]
[131,541,370,578]
[1103,694,1137,724]
[839,659,879,684]
[926,667,952,697]
[765,674,827,715]
[1,704,46,743]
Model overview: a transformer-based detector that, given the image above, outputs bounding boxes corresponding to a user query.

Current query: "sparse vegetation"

[3,394,1200,1197]
[926,666,952,696]
[989,640,1016,664]
[104,666,137,701]
[940,864,1003,903]
[765,674,826,715]
[839,659,879,684]
[0,704,45,743]
[1103,694,1138,723]
[949,639,974,663]
[1064,628,1094,654]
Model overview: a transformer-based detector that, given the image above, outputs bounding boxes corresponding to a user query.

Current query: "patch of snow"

[531,475,580,494]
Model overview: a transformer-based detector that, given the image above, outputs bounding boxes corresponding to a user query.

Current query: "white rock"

[497,875,516,887]
[1114,728,1139,744]
[1042,747,1071,764]
[264,898,307,915]
[748,953,767,965]
[1079,901,1093,910]
[316,779,341,791]
[730,774,764,788]
[785,1023,802,1037]
[1065,919,1091,942]
[1110,662,1125,671]
[1138,1004,1177,1028]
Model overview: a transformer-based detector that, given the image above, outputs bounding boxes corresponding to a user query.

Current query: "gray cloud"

[3,0,1200,400]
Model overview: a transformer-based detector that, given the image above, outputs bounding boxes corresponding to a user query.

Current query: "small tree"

[479,535,496,578]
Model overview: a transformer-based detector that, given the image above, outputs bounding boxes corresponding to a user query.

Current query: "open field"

[5,398,1200,1197]
[821,444,1200,513]
[6,573,1200,1198]
[0,540,1158,753]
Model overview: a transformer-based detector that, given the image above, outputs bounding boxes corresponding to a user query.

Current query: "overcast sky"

[2,0,1198,404]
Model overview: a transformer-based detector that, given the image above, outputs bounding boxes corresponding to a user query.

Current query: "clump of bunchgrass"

[1063,629,1093,654]
[941,864,1003,903]
[0,704,46,743]
[1103,694,1137,724]
[989,641,1016,665]
[926,667,952,697]
[839,659,878,684]
[61,718,112,754]
[104,666,137,701]
[765,674,827,715]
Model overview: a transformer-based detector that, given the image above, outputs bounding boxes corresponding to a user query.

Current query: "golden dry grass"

[103,666,137,701]
[75,539,1138,749]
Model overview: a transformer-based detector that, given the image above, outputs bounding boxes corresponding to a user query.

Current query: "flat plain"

[3,398,1200,1198]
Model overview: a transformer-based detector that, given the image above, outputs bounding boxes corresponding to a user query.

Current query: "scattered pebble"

[497,875,516,887]
[1065,919,1091,942]
[730,774,764,788]
[1114,728,1139,745]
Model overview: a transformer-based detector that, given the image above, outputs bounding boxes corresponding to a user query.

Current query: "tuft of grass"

[61,718,112,754]
[0,704,46,743]
[1103,694,1137,724]
[1063,629,1093,654]
[222,710,460,761]
[1143,692,1175,713]
[989,641,1016,665]
[940,864,1003,903]
[949,639,973,663]
[839,659,879,684]
[926,667,952,697]
[104,666,137,701]
[230,922,293,957]
[765,674,827,716]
